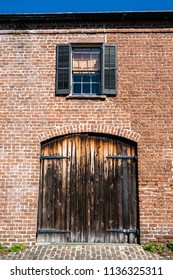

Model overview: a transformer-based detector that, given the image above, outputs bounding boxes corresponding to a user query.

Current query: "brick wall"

[0,16,173,245]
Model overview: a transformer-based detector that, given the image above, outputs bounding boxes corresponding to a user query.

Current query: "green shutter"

[56,44,71,95]
[102,44,117,95]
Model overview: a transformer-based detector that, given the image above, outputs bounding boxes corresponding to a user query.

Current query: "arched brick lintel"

[38,124,141,143]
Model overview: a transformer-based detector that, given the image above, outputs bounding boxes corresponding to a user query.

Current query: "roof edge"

[0,11,173,22]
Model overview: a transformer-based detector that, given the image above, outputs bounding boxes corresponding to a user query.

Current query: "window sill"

[66,95,106,100]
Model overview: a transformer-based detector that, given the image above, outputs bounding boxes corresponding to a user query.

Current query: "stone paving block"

[0,244,165,260]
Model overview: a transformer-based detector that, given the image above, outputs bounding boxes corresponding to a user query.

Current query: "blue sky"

[0,0,173,14]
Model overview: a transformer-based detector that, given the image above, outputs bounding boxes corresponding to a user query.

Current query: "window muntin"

[72,48,101,95]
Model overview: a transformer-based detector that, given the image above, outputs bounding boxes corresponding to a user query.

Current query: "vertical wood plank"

[99,137,105,242]
[130,146,137,243]
[116,142,123,242]
[38,134,138,244]
[66,136,71,241]
[70,135,76,242]
[88,137,95,242]
[38,155,43,230]
[81,134,87,242]
[85,134,90,242]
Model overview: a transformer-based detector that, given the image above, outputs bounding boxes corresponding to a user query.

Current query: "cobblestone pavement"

[0,244,164,260]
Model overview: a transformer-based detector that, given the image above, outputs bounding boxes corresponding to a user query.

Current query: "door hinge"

[106,155,137,160]
[106,229,139,234]
[37,229,71,234]
[40,155,70,160]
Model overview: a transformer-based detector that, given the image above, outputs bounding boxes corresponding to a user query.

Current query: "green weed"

[156,244,166,252]
[167,241,173,251]
[7,243,25,253]
[144,242,155,252]
[0,243,3,252]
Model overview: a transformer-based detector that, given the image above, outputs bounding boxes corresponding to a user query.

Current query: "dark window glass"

[92,75,100,82]
[92,84,100,94]
[73,74,81,82]
[83,75,90,82]
[83,84,90,94]
[73,84,81,94]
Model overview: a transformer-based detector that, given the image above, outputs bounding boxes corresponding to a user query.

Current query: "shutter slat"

[102,44,117,95]
[56,44,71,95]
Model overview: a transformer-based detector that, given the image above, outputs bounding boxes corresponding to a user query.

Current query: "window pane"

[92,74,100,82]
[83,74,90,82]
[73,48,100,71]
[83,53,90,65]
[73,74,81,82]
[83,84,90,94]
[73,84,81,94]
[73,73,101,95]
[92,53,100,71]
[73,53,82,60]
[92,84,100,94]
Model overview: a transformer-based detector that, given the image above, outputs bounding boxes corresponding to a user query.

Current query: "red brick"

[0,13,173,246]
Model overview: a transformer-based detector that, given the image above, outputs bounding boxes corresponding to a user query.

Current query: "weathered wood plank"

[38,134,138,243]
[69,135,76,242]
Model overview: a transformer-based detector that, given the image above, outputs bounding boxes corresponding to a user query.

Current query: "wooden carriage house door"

[37,134,139,243]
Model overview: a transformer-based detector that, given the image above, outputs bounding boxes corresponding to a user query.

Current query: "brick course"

[0,13,173,246]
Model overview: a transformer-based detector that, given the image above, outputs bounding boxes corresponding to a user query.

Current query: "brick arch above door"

[38,124,141,144]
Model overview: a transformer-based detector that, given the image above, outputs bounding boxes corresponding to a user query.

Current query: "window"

[56,44,117,96]
[73,48,100,95]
